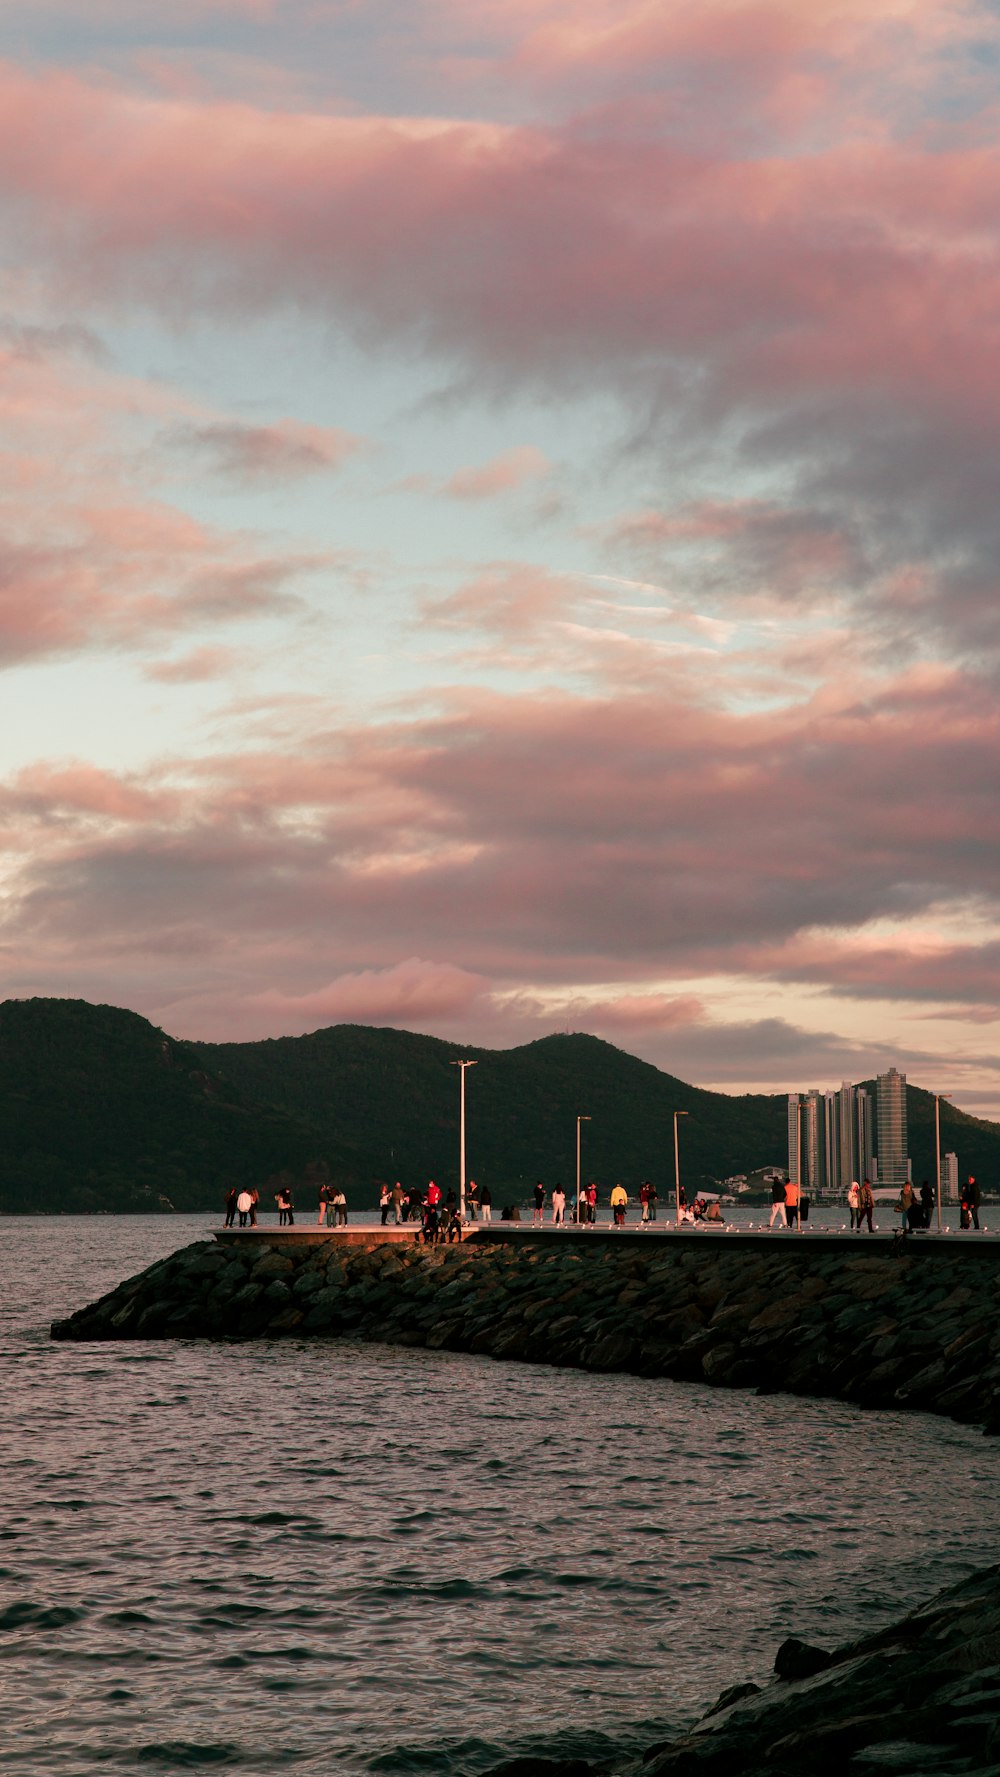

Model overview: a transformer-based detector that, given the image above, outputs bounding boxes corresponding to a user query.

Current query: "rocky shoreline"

[553,1560,1000,1777]
[52,1231,1000,1431]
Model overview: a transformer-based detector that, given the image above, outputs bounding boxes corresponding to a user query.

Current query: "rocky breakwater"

[602,1561,1000,1777]
[52,1233,1000,1430]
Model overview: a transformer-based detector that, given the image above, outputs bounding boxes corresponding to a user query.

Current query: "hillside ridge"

[1,996,997,1212]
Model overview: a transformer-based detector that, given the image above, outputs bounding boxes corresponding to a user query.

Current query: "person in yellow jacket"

[610,1183,628,1227]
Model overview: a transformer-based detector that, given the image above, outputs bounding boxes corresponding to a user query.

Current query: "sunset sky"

[2,0,1000,1110]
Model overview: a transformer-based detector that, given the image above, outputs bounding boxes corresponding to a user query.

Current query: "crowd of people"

[224,1169,985,1235]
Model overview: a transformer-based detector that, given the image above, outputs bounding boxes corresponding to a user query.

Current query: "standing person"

[445,1187,457,1219]
[900,1179,921,1234]
[551,1184,566,1225]
[919,1179,934,1228]
[317,1181,331,1227]
[249,1187,259,1227]
[236,1189,253,1228]
[640,1181,651,1224]
[586,1180,598,1226]
[332,1187,348,1226]
[610,1182,628,1227]
[275,1185,293,1226]
[847,1180,860,1230]
[466,1179,480,1220]
[391,1182,404,1225]
[964,1175,981,1230]
[769,1177,788,1229]
[784,1177,800,1228]
[426,1180,442,1212]
[479,1183,492,1223]
[379,1184,391,1226]
[532,1181,546,1224]
[858,1178,875,1233]
[646,1181,657,1223]
[224,1187,238,1228]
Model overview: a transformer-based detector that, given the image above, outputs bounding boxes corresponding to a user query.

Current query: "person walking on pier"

[858,1178,875,1233]
[551,1184,566,1225]
[467,1179,479,1220]
[479,1183,492,1223]
[784,1177,800,1229]
[963,1175,981,1230]
[769,1178,787,1229]
[392,1182,404,1224]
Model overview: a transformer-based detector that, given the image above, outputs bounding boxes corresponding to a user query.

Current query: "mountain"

[193,1022,787,1195]
[0,997,997,1213]
[0,998,357,1214]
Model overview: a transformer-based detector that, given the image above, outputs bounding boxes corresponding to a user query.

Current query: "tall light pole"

[674,1110,689,1226]
[796,1096,803,1233]
[575,1108,589,1222]
[935,1093,950,1234]
[451,1059,477,1223]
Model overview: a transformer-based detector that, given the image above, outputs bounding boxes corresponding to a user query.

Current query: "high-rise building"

[787,1093,801,1182]
[855,1088,874,1185]
[802,1089,824,1194]
[876,1067,909,1193]
[944,1151,959,1203]
[821,1080,864,1189]
[824,1089,841,1189]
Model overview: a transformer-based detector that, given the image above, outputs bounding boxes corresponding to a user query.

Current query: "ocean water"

[2,1214,997,1775]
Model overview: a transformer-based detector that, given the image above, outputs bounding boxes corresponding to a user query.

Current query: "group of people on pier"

[225,1167,985,1235]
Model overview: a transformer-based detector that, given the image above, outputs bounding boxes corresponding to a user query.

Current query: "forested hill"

[1,997,998,1212]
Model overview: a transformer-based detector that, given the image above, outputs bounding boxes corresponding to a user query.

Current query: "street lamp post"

[674,1110,689,1226]
[935,1093,950,1234]
[451,1059,478,1223]
[796,1097,803,1233]
[575,1108,589,1222]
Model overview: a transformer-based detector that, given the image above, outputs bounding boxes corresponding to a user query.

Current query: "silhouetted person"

[858,1178,874,1233]
[224,1187,238,1227]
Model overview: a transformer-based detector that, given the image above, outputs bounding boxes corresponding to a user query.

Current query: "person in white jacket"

[847,1180,860,1231]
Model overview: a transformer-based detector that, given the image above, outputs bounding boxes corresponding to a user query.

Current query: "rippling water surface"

[2,1215,997,1775]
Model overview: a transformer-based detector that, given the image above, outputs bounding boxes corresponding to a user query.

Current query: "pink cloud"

[423,563,577,639]
[444,445,552,499]
[236,957,492,1034]
[3,56,999,429]
[558,991,706,1032]
[143,645,240,682]
[170,417,365,482]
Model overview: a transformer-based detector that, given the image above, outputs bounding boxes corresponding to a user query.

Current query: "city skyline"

[787,1068,909,1192]
[2,3,1000,1112]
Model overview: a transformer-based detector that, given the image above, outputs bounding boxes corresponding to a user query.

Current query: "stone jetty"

[560,1561,1000,1777]
[51,1227,1000,1432]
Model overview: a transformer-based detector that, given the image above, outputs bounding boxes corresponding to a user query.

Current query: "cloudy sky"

[2,0,999,1110]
